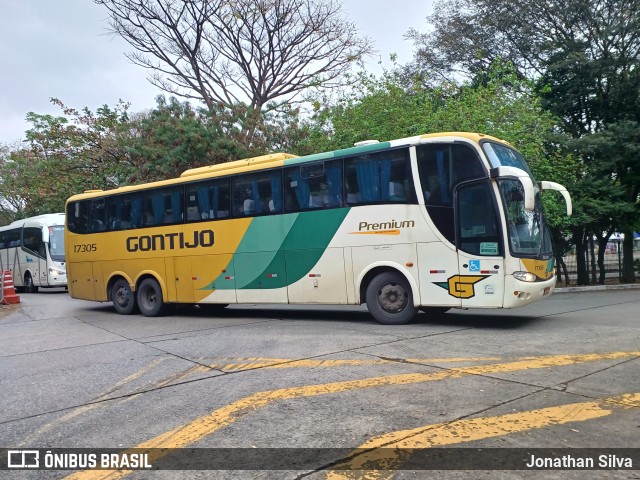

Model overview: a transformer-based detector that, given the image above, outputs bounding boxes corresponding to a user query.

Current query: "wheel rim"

[115,285,132,309]
[377,282,408,313]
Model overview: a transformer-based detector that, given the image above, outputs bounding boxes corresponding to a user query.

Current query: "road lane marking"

[63,350,640,480]
[325,392,640,479]
[196,356,503,371]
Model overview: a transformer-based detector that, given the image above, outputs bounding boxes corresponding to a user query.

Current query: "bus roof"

[65,132,511,203]
[0,213,65,230]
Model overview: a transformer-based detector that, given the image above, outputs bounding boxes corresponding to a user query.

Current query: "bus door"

[22,227,47,287]
[455,180,505,308]
[172,256,194,304]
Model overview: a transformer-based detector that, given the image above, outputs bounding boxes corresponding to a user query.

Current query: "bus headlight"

[49,268,65,276]
[513,271,537,282]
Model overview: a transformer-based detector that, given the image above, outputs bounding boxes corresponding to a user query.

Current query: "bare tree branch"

[94,0,373,116]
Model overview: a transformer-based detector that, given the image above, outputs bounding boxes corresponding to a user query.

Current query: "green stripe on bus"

[240,208,350,289]
[283,142,392,166]
[204,208,349,291]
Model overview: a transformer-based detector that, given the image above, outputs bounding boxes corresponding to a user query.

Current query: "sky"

[0,0,433,145]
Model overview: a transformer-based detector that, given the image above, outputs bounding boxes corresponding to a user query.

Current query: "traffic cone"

[1,270,21,305]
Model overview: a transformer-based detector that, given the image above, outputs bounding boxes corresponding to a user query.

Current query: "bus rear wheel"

[365,271,417,325]
[111,279,137,315]
[137,278,166,317]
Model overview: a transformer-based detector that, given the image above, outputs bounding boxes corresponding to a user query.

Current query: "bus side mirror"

[539,181,573,216]
[490,166,535,211]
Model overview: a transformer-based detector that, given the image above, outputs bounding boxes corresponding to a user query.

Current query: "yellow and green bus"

[64,132,571,324]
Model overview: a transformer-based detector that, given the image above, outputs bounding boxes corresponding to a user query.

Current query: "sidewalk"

[555,283,640,293]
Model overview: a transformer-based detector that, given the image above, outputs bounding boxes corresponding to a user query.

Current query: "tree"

[95,0,372,127]
[126,96,247,182]
[578,121,640,282]
[0,95,296,218]
[311,63,557,167]
[0,100,136,216]
[408,0,640,283]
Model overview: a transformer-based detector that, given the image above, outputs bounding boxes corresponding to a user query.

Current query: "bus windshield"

[498,180,552,257]
[482,142,553,258]
[482,141,536,181]
[48,225,65,262]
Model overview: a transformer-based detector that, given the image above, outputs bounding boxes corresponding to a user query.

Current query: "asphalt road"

[1,288,639,479]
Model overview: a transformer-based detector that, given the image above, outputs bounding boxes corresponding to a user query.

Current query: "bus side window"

[344,149,413,205]
[90,199,107,232]
[7,229,21,247]
[143,187,183,226]
[107,194,143,230]
[417,143,485,244]
[187,179,231,222]
[67,200,90,234]
[232,171,283,217]
[285,160,343,212]
[22,227,44,258]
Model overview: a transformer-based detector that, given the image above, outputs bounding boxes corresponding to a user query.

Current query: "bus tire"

[24,273,39,293]
[137,278,166,317]
[111,278,137,315]
[365,271,417,325]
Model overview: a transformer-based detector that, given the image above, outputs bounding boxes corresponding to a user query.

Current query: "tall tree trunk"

[555,254,569,285]
[621,228,636,283]
[573,230,590,285]
[596,233,612,285]
[589,236,597,284]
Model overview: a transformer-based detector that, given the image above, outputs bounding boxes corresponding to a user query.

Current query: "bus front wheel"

[365,271,417,325]
[24,273,39,293]
[111,279,137,315]
[137,278,166,317]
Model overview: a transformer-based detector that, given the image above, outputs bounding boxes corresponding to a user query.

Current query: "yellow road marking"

[198,356,503,371]
[63,350,640,480]
[325,392,640,479]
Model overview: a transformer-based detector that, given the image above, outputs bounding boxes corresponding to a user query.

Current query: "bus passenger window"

[285,160,343,212]
[186,179,230,221]
[232,171,282,217]
[22,227,44,257]
[90,199,107,232]
[143,187,183,226]
[107,194,142,230]
[67,201,90,234]
[344,149,413,205]
[417,143,485,244]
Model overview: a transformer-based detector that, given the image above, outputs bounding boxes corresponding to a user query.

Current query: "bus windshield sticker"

[480,242,499,255]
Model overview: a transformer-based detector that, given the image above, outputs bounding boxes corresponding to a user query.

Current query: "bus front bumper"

[503,274,556,308]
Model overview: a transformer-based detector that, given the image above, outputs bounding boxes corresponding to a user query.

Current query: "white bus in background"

[0,213,67,292]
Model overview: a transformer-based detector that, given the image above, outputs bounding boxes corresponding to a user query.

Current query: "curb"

[555,283,640,293]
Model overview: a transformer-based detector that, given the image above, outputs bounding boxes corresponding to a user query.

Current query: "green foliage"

[0,99,134,218]
[309,62,558,178]
[0,97,253,217]
[126,96,247,182]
